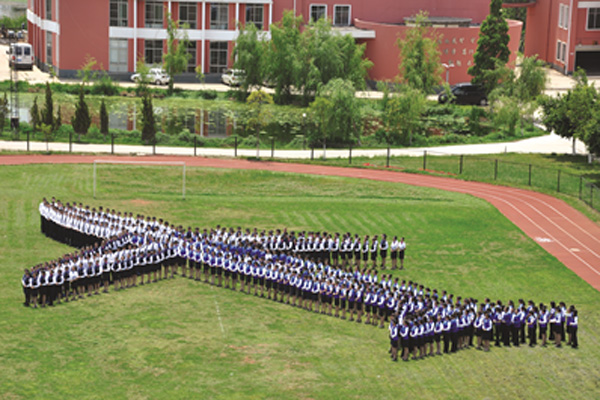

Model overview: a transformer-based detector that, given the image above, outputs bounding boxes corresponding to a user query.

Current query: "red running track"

[3,154,600,291]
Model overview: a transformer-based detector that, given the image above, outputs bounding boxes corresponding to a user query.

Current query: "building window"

[310,5,326,22]
[209,41,228,73]
[186,41,197,73]
[333,5,350,26]
[556,41,562,62]
[46,31,52,65]
[564,5,569,29]
[109,39,129,72]
[558,4,563,28]
[110,0,128,27]
[179,3,197,29]
[210,4,228,30]
[246,4,264,29]
[559,4,569,29]
[46,0,52,20]
[145,39,163,65]
[561,42,567,63]
[588,8,600,30]
[145,1,164,28]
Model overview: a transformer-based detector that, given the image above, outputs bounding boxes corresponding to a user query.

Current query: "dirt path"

[3,153,599,290]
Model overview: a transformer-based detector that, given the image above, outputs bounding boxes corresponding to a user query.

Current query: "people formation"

[23,198,579,362]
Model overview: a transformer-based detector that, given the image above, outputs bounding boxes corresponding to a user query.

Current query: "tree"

[135,58,151,97]
[266,11,303,104]
[246,90,273,158]
[141,94,156,145]
[54,105,62,132]
[234,22,267,94]
[0,92,8,133]
[540,69,599,155]
[397,11,443,94]
[71,85,91,137]
[468,0,510,94]
[30,96,40,132]
[378,86,426,146]
[163,11,191,95]
[100,99,109,136]
[309,78,362,155]
[77,55,98,85]
[41,82,54,127]
[489,56,546,136]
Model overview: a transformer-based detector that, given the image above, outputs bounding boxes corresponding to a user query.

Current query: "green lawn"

[0,164,599,399]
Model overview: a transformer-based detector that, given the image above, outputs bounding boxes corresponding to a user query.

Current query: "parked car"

[130,68,170,85]
[7,43,34,70]
[221,69,244,86]
[438,83,488,106]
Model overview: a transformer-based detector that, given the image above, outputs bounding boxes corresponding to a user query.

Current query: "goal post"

[93,160,186,200]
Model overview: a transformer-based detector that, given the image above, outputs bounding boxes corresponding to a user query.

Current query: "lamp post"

[442,62,455,84]
[302,112,307,150]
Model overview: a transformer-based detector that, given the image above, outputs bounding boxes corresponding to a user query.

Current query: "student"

[370,235,379,269]
[527,310,537,347]
[568,308,578,349]
[550,309,562,348]
[538,304,549,347]
[400,320,410,361]
[389,317,399,362]
[379,234,388,270]
[390,236,399,270]
[398,237,406,270]
[482,312,493,352]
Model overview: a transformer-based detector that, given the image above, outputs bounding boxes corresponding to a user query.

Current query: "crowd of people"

[23,198,579,362]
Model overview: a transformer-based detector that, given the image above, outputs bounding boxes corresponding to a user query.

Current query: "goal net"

[93,160,186,200]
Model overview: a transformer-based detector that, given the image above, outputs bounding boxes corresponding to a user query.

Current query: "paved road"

[0,131,589,159]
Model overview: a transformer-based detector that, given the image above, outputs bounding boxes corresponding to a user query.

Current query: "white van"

[7,43,34,70]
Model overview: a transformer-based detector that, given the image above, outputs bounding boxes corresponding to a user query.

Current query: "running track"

[3,154,599,291]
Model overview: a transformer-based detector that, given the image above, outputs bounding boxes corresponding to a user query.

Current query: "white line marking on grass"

[211,286,226,337]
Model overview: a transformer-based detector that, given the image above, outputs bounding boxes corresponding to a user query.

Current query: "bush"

[177,129,195,143]
[199,90,218,100]
[91,74,119,96]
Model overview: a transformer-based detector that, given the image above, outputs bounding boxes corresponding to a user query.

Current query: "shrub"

[199,90,218,100]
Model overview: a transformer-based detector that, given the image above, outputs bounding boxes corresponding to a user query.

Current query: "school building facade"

[27,0,526,84]
[507,0,600,75]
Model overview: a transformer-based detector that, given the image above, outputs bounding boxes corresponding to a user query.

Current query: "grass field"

[1,164,599,399]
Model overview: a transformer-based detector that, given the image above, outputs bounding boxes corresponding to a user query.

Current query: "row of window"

[589,8,600,30]
[110,0,264,30]
[109,38,228,74]
[310,4,351,26]
[109,1,352,29]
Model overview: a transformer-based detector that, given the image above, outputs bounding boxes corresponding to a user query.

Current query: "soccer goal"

[93,160,186,200]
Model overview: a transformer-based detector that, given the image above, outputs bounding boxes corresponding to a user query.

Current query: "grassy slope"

[0,165,598,400]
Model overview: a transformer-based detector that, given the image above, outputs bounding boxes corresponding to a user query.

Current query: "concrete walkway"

[0,132,588,159]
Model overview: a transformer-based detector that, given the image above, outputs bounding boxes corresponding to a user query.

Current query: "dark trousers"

[23,287,30,305]
[520,325,526,343]
[451,332,458,352]
[502,325,511,346]
[494,325,502,345]
[528,326,537,346]
[570,327,578,348]
[443,332,451,353]
[512,326,520,346]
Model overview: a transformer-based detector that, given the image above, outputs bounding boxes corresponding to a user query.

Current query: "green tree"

[468,0,510,94]
[100,99,109,136]
[41,82,54,127]
[71,85,91,138]
[489,56,546,135]
[540,69,599,155]
[379,86,426,146]
[266,11,303,104]
[397,11,443,94]
[30,96,40,132]
[77,55,98,85]
[163,11,191,95]
[0,92,8,133]
[135,58,151,97]
[40,123,53,152]
[246,90,274,157]
[54,105,62,132]
[309,78,362,155]
[141,94,156,145]
[234,22,267,94]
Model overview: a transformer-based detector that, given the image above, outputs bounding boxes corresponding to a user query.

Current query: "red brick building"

[27,0,523,84]
[507,0,600,75]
